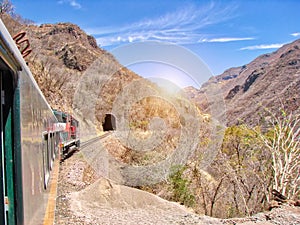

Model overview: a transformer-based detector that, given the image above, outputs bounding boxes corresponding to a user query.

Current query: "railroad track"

[80,132,112,149]
[61,132,112,162]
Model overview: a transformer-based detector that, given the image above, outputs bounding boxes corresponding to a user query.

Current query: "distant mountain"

[186,39,300,126]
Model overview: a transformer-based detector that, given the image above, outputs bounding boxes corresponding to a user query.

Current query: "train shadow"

[60,147,80,163]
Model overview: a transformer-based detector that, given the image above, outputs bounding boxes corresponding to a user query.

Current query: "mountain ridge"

[187,39,300,126]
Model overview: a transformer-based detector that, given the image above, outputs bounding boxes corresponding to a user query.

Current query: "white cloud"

[200,37,255,43]
[86,3,238,46]
[291,32,300,37]
[240,43,285,50]
[57,0,81,9]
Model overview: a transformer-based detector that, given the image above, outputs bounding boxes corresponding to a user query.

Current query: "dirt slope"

[56,150,300,225]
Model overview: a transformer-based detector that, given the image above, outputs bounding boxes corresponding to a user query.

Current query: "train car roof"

[0,19,56,119]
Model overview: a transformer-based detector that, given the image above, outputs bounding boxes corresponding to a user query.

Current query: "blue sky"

[11,0,300,87]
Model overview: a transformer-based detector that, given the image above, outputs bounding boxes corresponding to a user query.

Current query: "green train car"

[0,19,76,224]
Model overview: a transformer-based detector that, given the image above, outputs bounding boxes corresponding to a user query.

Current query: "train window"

[62,113,67,123]
[43,133,50,189]
[53,111,62,122]
[49,133,53,170]
[50,133,55,166]
[53,110,65,123]
[72,119,79,127]
[52,132,56,158]
[55,131,60,155]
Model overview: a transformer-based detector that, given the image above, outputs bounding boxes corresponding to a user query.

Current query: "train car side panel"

[0,19,60,225]
[19,69,58,225]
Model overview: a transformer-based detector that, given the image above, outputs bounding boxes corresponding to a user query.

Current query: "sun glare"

[128,61,199,94]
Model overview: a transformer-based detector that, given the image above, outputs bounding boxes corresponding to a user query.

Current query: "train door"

[0,69,7,225]
[0,64,17,224]
[0,50,24,224]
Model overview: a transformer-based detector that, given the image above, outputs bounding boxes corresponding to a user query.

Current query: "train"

[0,19,79,225]
[53,109,80,159]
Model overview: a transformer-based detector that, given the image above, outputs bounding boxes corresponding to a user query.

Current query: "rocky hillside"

[3,12,300,128]
[187,39,300,126]
[2,14,100,104]
[1,13,141,130]
[1,14,204,137]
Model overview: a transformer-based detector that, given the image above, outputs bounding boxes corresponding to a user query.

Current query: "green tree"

[218,125,272,217]
[168,165,195,207]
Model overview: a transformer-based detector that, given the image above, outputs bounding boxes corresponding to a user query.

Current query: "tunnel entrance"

[102,114,116,131]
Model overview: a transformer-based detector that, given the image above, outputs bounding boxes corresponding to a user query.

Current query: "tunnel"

[102,113,116,131]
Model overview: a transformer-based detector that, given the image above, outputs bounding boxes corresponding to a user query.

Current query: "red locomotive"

[53,110,80,159]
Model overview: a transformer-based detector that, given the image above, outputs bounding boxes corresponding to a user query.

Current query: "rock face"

[28,22,106,71]
[1,14,140,127]
[187,39,300,126]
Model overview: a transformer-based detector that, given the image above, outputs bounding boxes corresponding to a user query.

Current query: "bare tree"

[0,0,14,15]
[191,161,231,217]
[258,110,300,199]
[30,54,71,91]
